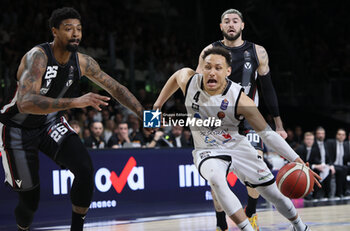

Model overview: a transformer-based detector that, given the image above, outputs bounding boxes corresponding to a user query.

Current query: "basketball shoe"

[244,206,259,231]
[216,227,228,231]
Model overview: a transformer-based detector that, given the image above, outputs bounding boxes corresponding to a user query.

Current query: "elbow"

[17,101,28,113]
[17,99,31,114]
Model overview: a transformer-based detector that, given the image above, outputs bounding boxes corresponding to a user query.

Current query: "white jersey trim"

[1,85,18,114]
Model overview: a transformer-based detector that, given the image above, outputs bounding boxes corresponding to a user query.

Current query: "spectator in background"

[294,125,304,147]
[327,128,350,197]
[128,115,144,146]
[308,127,332,199]
[286,128,297,150]
[295,132,315,163]
[183,127,193,147]
[70,120,83,141]
[82,127,91,141]
[163,125,192,148]
[103,119,115,143]
[108,122,142,148]
[101,108,111,124]
[84,121,105,149]
[113,111,124,125]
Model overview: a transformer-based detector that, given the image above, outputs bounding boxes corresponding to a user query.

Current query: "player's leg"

[231,138,309,231]
[55,135,94,231]
[211,188,228,231]
[0,124,41,231]
[200,158,255,231]
[245,130,264,231]
[40,118,94,231]
[256,183,309,231]
[15,186,40,231]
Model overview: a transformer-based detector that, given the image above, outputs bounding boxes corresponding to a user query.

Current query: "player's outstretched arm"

[17,48,109,114]
[153,68,195,110]
[79,53,144,120]
[255,44,287,139]
[237,93,321,186]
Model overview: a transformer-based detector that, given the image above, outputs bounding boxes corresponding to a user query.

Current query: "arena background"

[1,0,349,134]
[0,0,350,230]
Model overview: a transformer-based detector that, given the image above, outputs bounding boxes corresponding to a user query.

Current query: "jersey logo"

[15,179,22,188]
[192,103,199,111]
[244,62,251,69]
[220,99,229,110]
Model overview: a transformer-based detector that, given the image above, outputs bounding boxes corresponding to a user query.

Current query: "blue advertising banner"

[0,148,263,230]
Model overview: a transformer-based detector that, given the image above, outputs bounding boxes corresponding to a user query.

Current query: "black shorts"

[0,116,76,191]
[238,120,263,151]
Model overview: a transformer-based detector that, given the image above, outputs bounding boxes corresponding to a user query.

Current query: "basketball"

[276,162,314,199]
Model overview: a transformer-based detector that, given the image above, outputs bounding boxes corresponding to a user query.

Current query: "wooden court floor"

[44,204,350,231]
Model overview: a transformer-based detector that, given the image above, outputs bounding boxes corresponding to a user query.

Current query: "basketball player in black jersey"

[196,9,287,231]
[0,8,145,231]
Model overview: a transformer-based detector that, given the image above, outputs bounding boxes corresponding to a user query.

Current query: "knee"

[207,173,226,190]
[70,151,94,180]
[75,159,94,183]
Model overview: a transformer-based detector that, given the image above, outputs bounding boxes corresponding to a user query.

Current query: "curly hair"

[48,7,81,29]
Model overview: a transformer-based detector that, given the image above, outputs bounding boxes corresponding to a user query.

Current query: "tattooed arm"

[78,53,144,120]
[17,48,109,114]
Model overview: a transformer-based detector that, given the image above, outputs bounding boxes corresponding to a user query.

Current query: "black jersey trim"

[198,155,232,179]
[184,74,195,98]
[222,79,232,96]
[252,43,260,67]
[234,88,245,121]
[47,42,72,68]
[213,40,247,50]
[76,53,82,79]
[244,178,275,188]
[200,76,204,90]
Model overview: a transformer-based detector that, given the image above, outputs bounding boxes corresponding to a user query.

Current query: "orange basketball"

[276,162,314,199]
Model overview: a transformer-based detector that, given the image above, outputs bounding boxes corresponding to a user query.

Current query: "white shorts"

[193,137,275,187]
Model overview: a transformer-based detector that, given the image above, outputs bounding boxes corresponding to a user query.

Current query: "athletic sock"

[71,211,86,231]
[291,216,307,231]
[245,195,258,217]
[237,218,254,231]
[216,211,228,230]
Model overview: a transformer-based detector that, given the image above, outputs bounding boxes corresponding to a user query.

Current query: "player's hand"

[276,129,287,139]
[305,162,322,188]
[74,93,110,111]
[294,158,322,188]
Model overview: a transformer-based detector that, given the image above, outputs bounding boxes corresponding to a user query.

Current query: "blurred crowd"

[0,0,349,197]
[265,126,350,200]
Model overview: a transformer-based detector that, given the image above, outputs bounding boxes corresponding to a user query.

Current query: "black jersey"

[0,43,81,128]
[212,40,260,105]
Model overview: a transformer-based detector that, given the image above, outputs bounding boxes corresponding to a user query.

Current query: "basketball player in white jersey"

[196,9,286,231]
[154,47,320,231]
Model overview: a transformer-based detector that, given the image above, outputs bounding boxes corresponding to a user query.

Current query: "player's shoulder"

[229,79,243,91]
[77,52,90,62]
[254,44,268,55]
[77,52,99,67]
[25,46,47,59]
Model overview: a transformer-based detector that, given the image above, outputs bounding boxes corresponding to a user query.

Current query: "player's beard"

[66,39,80,52]
[222,29,241,41]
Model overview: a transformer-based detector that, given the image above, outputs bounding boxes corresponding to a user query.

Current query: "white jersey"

[184,73,246,150]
